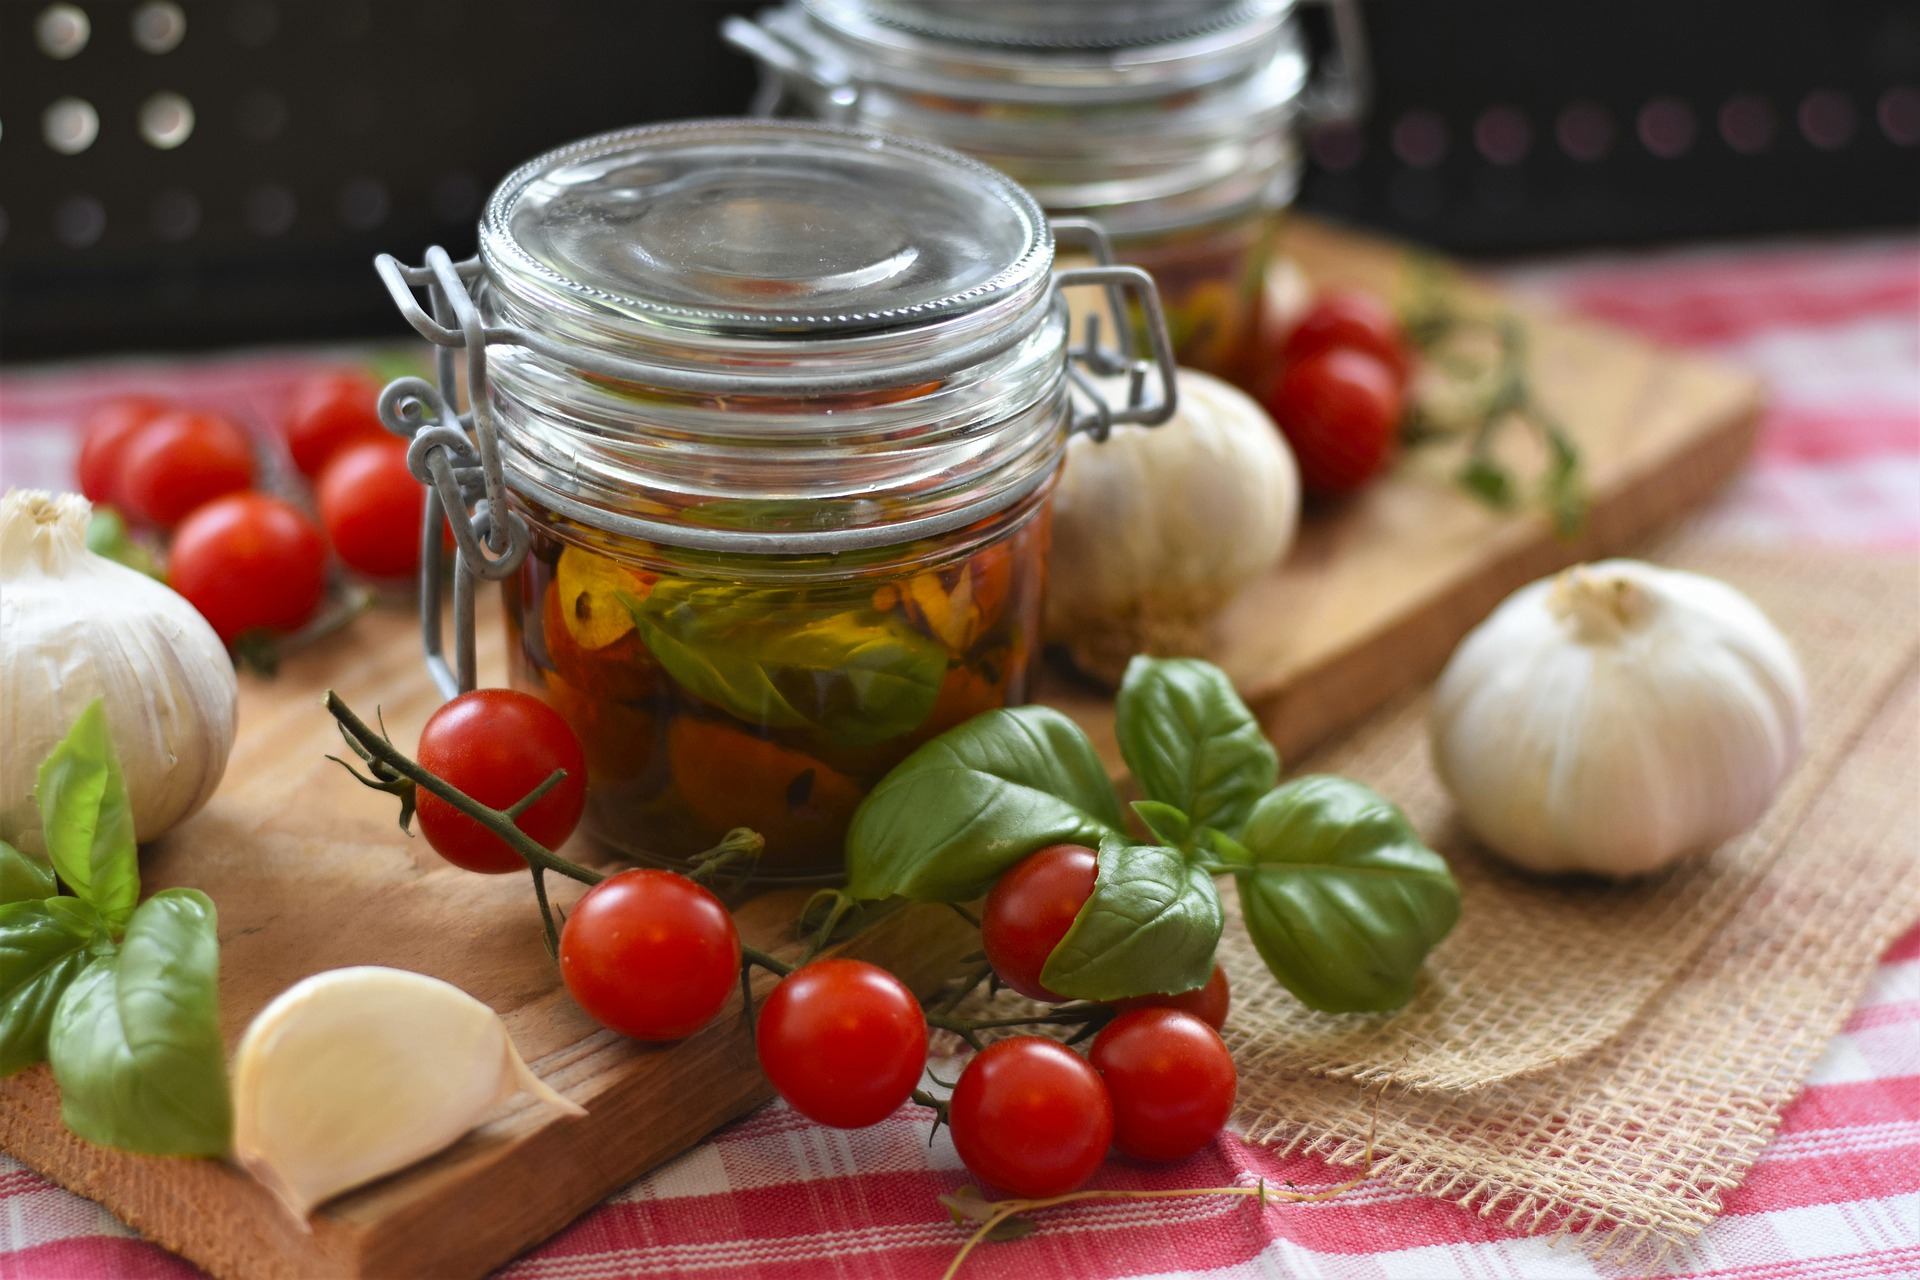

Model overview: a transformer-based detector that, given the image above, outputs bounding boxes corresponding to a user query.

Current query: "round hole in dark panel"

[1799,90,1857,150]
[36,4,90,59]
[43,97,99,154]
[1718,95,1775,154]
[431,170,480,222]
[55,195,106,248]
[1391,110,1448,169]
[1474,105,1532,165]
[244,183,296,237]
[140,92,195,150]
[1637,97,1697,158]
[1309,123,1364,172]
[228,1,277,47]
[131,2,186,54]
[1882,87,1920,147]
[236,90,287,142]
[338,175,389,230]
[1556,101,1614,161]
[151,188,199,241]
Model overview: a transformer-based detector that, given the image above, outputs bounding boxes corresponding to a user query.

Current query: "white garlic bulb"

[233,966,585,1221]
[1431,560,1806,877]
[0,489,237,853]
[1045,368,1300,683]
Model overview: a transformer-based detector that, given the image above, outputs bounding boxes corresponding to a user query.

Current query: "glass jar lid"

[820,0,1273,50]
[480,118,1052,341]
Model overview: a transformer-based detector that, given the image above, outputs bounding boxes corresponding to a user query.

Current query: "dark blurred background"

[2,0,1915,360]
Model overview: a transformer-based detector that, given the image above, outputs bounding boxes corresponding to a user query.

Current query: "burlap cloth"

[1222,534,1920,1258]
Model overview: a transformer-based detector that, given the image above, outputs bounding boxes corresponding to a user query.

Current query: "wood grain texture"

[0,219,1763,1279]
[1039,219,1764,770]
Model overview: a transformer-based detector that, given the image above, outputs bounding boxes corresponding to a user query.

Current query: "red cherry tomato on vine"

[318,437,425,579]
[756,959,928,1128]
[559,868,740,1041]
[1261,347,1403,495]
[948,1036,1112,1198]
[1279,290,1413,388]
[76,396,167,504]
[415,688,588,874]
[168,493,326,643]
[1089,1008,1237,1162]
[981,843,1098,1003]
[1111,963,1230,1031]
[284,371,388,478]
[115,409,256,528]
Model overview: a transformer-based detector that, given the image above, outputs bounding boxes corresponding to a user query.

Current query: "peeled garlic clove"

[1431,560,1806,877]
[233,966,585,1222]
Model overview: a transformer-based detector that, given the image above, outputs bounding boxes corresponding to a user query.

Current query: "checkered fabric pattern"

[0,235,1914,1279]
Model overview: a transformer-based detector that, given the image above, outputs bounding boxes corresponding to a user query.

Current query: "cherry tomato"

[1089,1008,1237,1162]
[980,843,1097,1002]
[284,371,389,478]
[1261,347,1403,495]
[415,688,588,874]
[1111,963,1230,1031]
[317,437,425,578]
[560,868,740,1041]
[76,396,167,504]
[1279,290,1413,388]
[115,410,256,528]
[168,493,326,642]
[756,959,928,1128]
[948,1036,1112,1198]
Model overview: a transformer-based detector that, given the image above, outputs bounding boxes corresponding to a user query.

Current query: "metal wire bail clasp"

[372,247,532,701]
[1051,219,1179,441]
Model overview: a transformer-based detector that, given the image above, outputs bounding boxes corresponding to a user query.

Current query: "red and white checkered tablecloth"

[0,235,1915,1280]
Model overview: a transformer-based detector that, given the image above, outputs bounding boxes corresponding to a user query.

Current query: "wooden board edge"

[1254,380,1766,762]
[0,900,979,1280]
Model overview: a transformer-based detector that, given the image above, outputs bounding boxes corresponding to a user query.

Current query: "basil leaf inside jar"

[1038,834,1221,1003]
[1217,776,1461,1014]
[622,580,948,749]
[48,888,231,1156]
[844,706,1127,902]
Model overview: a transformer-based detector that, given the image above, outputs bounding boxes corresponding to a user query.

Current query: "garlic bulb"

[0,490,236,853]
[1431,560,1806,877]
[233,966,585,1221]
[1046,369,1300,683]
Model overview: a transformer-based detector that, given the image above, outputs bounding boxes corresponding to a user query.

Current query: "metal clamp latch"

[373,248,530,700]
[1051,218,1179,440]
[723,10,861,120]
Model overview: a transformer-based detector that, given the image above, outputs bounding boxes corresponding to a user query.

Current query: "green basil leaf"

[1115,657,1278,837]
[1039,834,1222,1002]
[1130,800,1193,851]
[845,706,1126,902]
[85,507,163,579]
[35,699,139,935]
[0,842,57,905]
[625,581,947,748]
[0,898,111,1077]
[1229,776,1460,1013]
[49,888,231,1156]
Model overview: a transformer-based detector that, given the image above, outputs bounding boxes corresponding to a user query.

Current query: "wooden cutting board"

[0,219,1762,1280]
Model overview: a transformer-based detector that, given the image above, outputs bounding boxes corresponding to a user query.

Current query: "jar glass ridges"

[373,119,1175,882]
[729,0,1351,387]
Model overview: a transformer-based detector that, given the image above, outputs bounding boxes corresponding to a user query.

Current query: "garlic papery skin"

[0,489,237,853]
[232,966,586,1222]
[1045,368,1300,683]
[1431,560,1807,878]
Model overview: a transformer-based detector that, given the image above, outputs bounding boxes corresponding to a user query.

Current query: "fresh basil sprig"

[0,699,230,1155]
[843,655,1462,1013]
